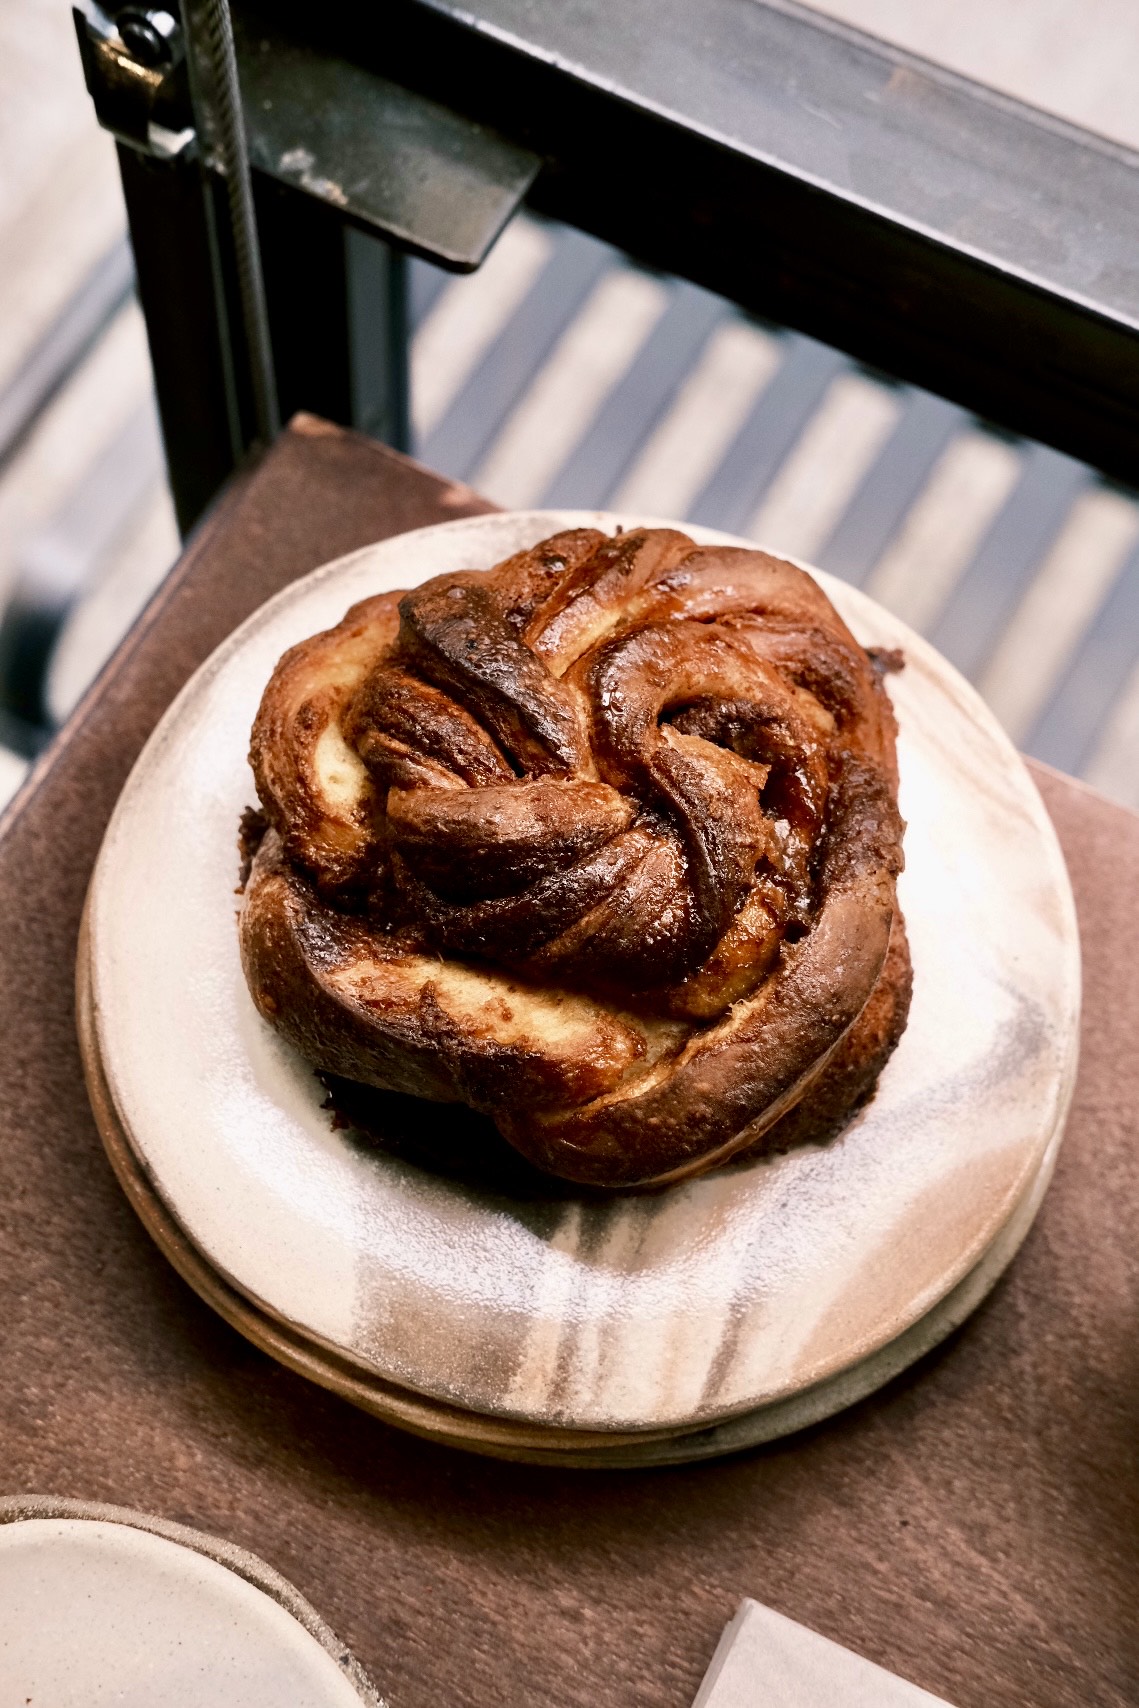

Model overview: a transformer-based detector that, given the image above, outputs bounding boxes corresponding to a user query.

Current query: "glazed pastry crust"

[241,528,910,1188]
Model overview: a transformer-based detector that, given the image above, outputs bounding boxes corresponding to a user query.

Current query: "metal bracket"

[231,9,540,271]
[73,1,195,158]
[70,0,542,537]
[75,1,540,270]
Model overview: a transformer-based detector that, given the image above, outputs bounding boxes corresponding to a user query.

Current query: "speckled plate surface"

[82,511,1080,1439]
[0,1497,381,1704]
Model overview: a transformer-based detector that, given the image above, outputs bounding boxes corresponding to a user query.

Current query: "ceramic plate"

[72,1056,1062,1464]
[83,512,1080,1435]
[0,1497,380,1705]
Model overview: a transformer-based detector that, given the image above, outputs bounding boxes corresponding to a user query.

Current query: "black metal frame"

[77,0,1139,532]
[368,0,1139,486]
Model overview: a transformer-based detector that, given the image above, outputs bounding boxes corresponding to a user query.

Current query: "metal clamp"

[73,1,195,158]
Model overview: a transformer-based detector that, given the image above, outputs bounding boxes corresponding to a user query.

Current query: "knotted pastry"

[240,527,910,1189]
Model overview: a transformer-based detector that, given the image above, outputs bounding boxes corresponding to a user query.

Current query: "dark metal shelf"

[292,0,1139,486]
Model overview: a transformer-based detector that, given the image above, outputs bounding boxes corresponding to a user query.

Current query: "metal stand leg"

[347,227,409,454]
[254,176,409,452]
[123,155,410,532]
[117,142,242,533]
[77,3,416,535]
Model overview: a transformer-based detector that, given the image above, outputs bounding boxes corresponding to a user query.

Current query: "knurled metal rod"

[190,0,280,445]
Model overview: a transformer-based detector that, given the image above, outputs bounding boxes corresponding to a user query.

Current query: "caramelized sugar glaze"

[240,529,910,1187]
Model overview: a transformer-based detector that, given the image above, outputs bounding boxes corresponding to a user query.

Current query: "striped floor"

[3,208,1138,814]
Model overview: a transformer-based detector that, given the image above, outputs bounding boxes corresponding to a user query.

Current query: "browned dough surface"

[244,522,909,1186]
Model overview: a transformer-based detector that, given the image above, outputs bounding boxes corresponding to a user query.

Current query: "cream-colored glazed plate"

[0,1497,381,1704]
[83,511,1080,1439]
[71,1016,1063,1465]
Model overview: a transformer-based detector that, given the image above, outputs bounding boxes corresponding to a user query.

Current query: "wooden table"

[1,418,1136,1708]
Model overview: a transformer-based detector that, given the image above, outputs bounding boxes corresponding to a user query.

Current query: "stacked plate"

[78,513,1080,1467]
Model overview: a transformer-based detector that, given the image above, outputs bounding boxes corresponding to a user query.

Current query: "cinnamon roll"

[240,528,910,1188]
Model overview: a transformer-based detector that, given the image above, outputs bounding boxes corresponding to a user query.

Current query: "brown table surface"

[1,417,1136,1708]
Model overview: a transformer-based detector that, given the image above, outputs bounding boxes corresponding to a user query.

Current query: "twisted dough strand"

[241,528,909,1187]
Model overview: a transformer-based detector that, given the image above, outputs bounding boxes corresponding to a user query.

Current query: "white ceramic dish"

[73,1060,1061,1464]
[82,511,1080,1439]
[0,1497,381,1705]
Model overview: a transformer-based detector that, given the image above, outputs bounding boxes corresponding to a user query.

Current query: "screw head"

[118,7,179,68]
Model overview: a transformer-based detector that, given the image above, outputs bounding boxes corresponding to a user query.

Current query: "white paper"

[693,1599,955,1708]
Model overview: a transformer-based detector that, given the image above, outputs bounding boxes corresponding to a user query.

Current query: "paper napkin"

[692,1599,955,1707]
